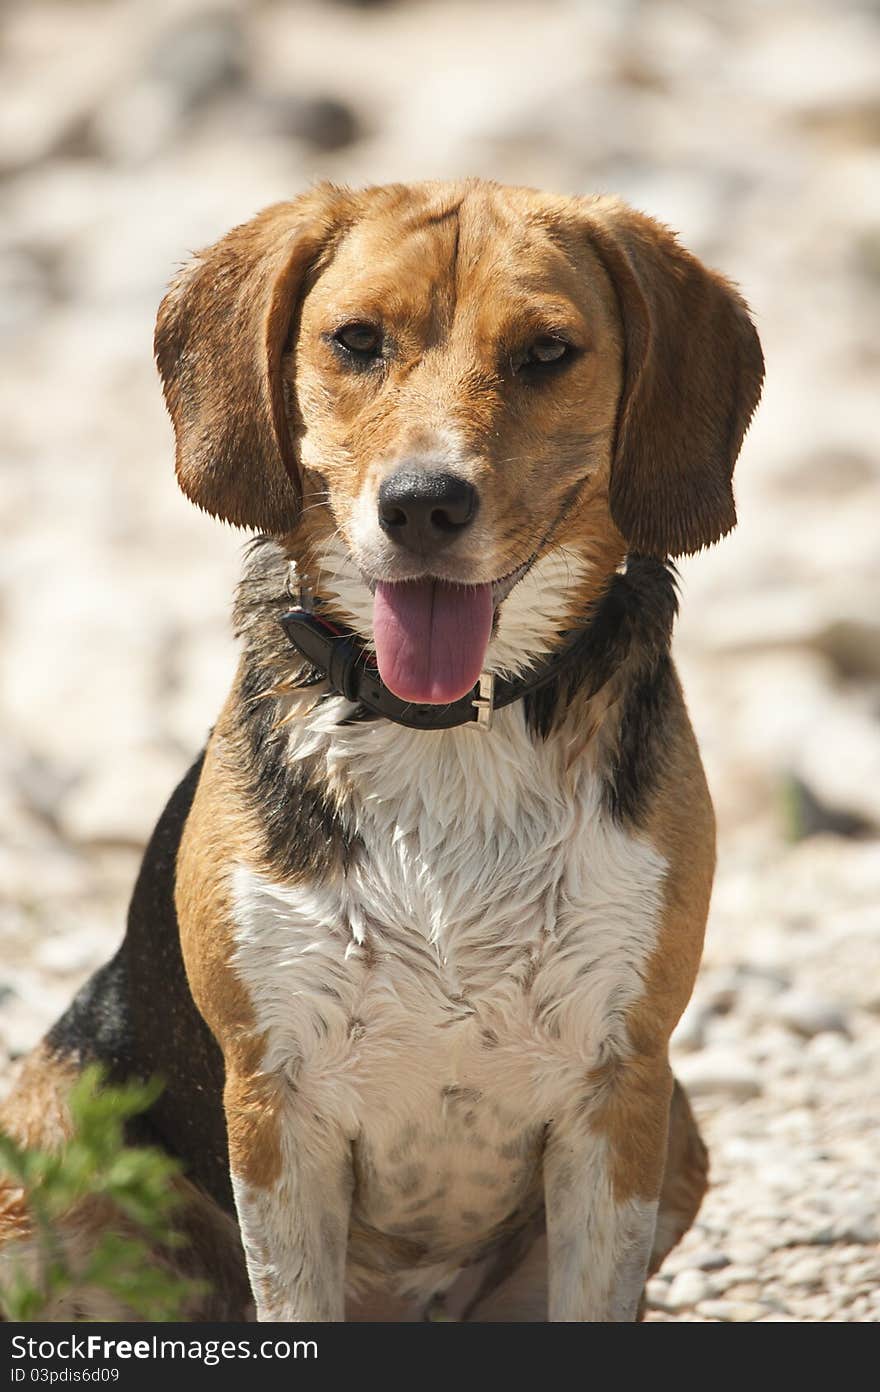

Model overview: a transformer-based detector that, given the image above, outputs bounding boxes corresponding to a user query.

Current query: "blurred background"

[1,0,878,1321]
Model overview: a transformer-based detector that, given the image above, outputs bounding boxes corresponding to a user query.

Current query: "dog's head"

[156,181,763,704]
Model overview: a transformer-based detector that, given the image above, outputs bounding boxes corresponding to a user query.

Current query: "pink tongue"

[373,580,493,704]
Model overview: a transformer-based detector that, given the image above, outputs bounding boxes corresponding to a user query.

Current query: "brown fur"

[155,180,762,574]
[0,1048,78,1243]
[154,187,359,534]
[174,716,286,1192]
[3,180,762,1321]
[587,666,714,1209]
[586,199,764,556]
[650,1080,709,1277]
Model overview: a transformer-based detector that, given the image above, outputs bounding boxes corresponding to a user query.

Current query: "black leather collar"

[279,594,621,732]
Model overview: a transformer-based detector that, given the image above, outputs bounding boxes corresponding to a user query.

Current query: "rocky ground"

[1,0,878,1321]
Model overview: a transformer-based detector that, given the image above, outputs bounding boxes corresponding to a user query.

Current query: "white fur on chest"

[230,708,666,1154]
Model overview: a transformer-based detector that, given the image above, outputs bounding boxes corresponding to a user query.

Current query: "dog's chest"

[231,713,666,1242]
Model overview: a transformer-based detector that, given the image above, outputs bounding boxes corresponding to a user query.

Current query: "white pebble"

[675,1051,762,1100]
[664,1269,710,1310]
[783,1255,825,1288]
[697,1299,769,1322]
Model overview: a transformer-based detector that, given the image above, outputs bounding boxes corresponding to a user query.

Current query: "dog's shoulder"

[42,753,234,1211]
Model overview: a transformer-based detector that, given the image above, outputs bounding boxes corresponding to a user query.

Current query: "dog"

[0,180,763,1322]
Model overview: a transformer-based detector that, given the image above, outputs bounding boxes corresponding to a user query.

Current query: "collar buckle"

[287,562,315,614]
[472,672,495,731]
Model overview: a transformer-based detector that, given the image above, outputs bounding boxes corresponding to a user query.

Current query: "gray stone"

[832,1212,879,1245]
[690,1249,731,1273]
[148,11,246,111]
[774,989,850,1039]
[269,95,362,153]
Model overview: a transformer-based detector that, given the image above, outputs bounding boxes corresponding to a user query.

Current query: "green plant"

[0,1065,207,1321]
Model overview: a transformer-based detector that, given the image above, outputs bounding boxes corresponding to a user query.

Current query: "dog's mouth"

[366,560,532,705]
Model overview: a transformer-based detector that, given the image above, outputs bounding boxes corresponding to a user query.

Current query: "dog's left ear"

[155,186,355,534]
[583,200,764,557]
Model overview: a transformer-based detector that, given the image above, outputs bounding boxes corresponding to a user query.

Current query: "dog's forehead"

[306,184,607,330]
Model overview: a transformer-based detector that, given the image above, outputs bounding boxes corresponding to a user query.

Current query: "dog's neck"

[299,535,610,682]
[275,584,644,733]
[223,540,679,880]
[232,538,677,741]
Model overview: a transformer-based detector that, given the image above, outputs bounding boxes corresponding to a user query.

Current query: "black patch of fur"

[600,557,679,826]
[607,649,676,826]
[522,570,634,739]
[521,554,678,825]
[524,555,677,731]
[47,755,237,1217]
[231,539,358,882]
[46,951,133,1068]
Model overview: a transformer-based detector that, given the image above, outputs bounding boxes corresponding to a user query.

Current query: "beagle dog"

[0,180,763,1323]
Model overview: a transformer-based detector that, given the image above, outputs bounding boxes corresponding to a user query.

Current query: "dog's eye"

[526,337,571,366]
[334,322,382,357]
[512,336,575,377]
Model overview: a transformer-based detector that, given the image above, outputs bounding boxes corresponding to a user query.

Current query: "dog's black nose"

[378,471,478,552]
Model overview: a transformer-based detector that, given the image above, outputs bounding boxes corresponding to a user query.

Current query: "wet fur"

[0,179,763,1322]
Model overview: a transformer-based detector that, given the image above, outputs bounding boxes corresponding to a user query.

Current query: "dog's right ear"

[155,186,355,534]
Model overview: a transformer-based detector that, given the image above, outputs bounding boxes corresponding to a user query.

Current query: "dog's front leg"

[544,1061,672,1322]
[225,1068,352,1322]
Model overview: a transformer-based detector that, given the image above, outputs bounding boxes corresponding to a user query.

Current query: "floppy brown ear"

[583,200,764,557]
[154,186,355,533]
